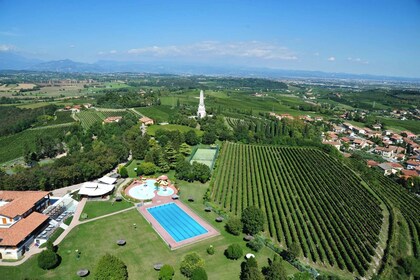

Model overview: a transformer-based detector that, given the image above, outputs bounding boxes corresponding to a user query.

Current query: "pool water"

[128,179,174,200]
[147,203,208,242]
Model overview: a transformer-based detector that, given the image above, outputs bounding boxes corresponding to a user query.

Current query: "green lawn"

[147,124,203,137]
[80,200,133,221]
[0,181,298,280]
[125,160,142,178]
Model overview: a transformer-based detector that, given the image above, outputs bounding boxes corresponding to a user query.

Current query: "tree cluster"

[94,254,128,280]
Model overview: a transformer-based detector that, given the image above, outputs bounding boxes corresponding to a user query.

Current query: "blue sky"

[0,0,419,77]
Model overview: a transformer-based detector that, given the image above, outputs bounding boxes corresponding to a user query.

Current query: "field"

[76,109,129,129]
[0,182,299,280]
[134,105,178,123]
[190,148,218,169]
[146,124,203,137]
[211,142,384,276]
[0,126,74,164]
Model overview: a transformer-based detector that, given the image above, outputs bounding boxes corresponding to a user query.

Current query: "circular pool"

[127,179,174,200]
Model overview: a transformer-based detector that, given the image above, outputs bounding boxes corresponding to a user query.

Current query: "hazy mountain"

[0,52,43,70]
[29,59,103,73]
[0,53,419,82]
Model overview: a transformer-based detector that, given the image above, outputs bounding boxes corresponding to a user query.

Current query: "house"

[400,169,419,179]
[103,116,122,123]
[71,105,81,113]
[332,125,345,133]
[353,138,368,148]
[378,162,402,175]
[389,162,403,171]
[406,160,420,170]
[0,191,51,260]
[83,103,92,109]
[390,134,403,144]
[353,126,366,135]
[375,146,395,158]
[378,163,393,175]
[322,141,341,150]
[139,116,154,126]
[401,131,417,139]
[367,160,379,168]
[372,124,382,130]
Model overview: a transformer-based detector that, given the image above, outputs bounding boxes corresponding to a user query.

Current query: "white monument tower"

[197,90,206,118]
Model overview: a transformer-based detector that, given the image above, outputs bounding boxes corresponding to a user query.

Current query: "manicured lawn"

[63,216,73,226]
[0,181,298,279]
[125,159,142,178]
[80,200,133,221]
[147,124,203,136]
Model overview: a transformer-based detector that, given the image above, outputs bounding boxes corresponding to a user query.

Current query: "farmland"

[211,142,384,276]
[0,126,75,163]
[76,109,130,129]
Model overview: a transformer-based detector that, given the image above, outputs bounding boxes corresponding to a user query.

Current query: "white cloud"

[347,57,369,64]
[98,50,118,55]
[69,44,75,48]
[127,41,298,60]
[327,56,336,61]
[0,44,15,52]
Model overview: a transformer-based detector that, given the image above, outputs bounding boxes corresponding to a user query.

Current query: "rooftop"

[0,191,50,218]
[0,212,49,246]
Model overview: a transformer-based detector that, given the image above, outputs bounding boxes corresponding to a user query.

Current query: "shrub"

[119,166,128,178]
[225,217,243,236]
[247,236,264,252]
[180,252,205,278]
[37,249,59,270]
[206,245,215,255]
[94,253,128,280]
[241,206,265,235]
[139,161,157,175]
[191,267,208,280]
[225,244,243,260]
[45,240,57,252]
[159,264,175,280]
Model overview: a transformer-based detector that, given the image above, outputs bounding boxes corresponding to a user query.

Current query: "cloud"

[127,41,298,60]
[347,57,369,64]
[98,50,118,55]
[69,44,75,48]
[327,56,336,61]
[314,52,320,56]
[0,44,15,52]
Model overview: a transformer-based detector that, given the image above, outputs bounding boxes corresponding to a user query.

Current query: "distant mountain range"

[1,52,419,83]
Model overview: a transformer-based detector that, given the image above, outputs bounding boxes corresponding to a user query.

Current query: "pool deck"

[137,199,220,250]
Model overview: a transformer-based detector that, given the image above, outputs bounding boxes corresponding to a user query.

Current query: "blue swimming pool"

[147,203,208,242]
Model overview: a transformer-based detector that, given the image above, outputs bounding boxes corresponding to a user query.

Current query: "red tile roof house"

[367,160,379,168]
[0,191,50,260]
[103,116,122,124]
[406,160,420,170]
[139,116,154,126]
[400,169,419,179]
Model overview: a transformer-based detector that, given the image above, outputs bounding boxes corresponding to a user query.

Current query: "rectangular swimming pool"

[147,203,208,242]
